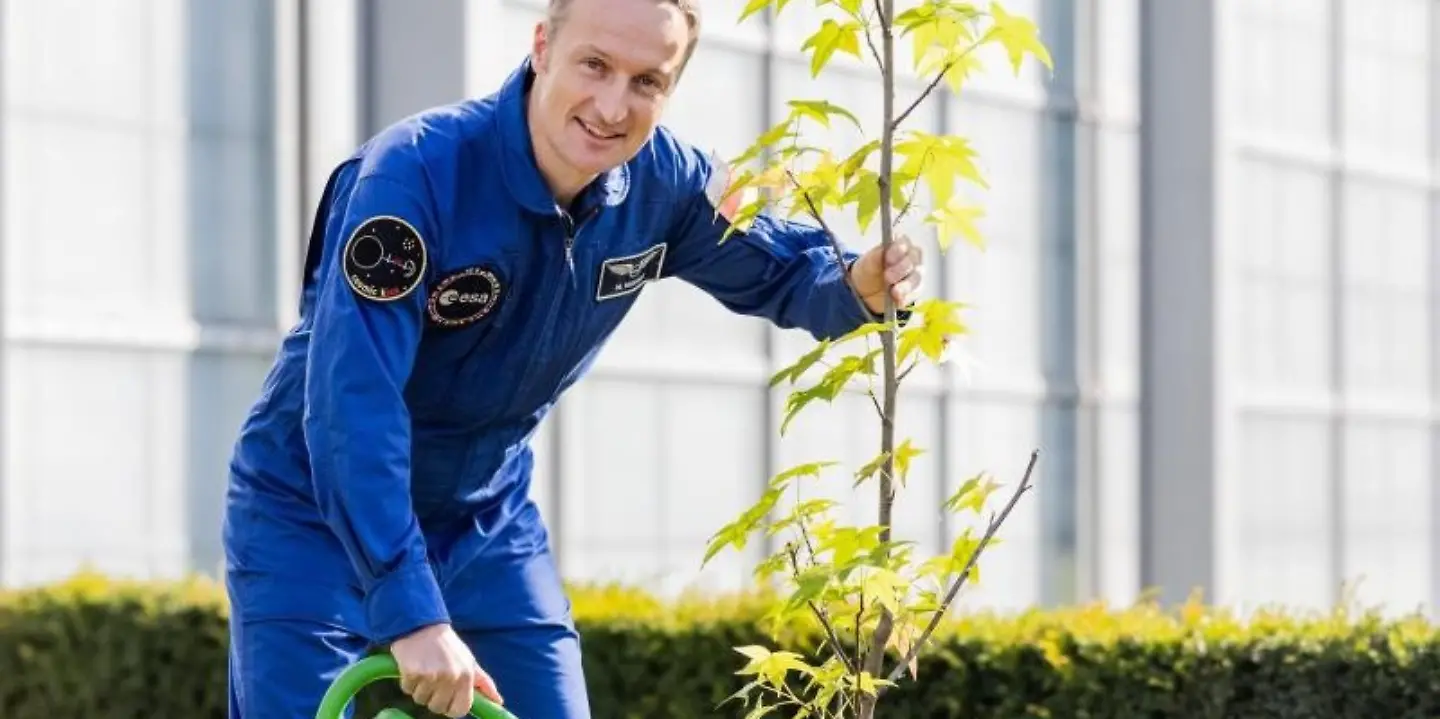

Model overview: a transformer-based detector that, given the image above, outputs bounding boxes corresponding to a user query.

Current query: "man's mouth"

[575,118,623,142]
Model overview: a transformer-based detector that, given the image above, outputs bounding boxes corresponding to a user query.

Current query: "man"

[221,0,925,716]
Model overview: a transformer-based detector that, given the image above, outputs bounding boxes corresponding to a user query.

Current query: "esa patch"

[426,266,503,328]
[596,243,667,301]
[343,216,427,301]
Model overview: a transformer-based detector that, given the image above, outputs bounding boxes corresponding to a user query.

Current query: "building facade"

[0,0,1431,618]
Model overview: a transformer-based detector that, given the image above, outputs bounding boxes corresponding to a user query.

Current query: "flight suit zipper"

[511,205,600,410]
[561,211,578,285]
[559,205,598,286]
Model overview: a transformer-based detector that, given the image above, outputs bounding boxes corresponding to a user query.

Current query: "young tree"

[701,1,1051,717]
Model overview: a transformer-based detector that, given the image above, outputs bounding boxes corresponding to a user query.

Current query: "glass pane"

[661,385,768,591]
[1342,0,1430,162]
[946,396,1044,610]
[1233,159,1333,394]
[565,379,664,546]
[1342,179,1430,398]
[1341,420,1430,613]
[943,100,1045,387]
[1233,0,1332,143]
[1096,0,1139,119]
[1228,413,1335,611]
[1097,128,1139,390]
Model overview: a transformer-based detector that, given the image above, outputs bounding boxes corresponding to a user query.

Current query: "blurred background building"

[0,0,1434,618]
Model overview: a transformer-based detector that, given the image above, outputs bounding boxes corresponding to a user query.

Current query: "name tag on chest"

[596,243,667,301]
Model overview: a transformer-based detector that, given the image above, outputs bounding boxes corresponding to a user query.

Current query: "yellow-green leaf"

[861,568,908,614]
[899,299,968,364]
[939,51,986,95]
[801,19,864,77]
[841,168,882,233]
[894,439,925,486]
[738,0,771,22]
[788,99,862,131]
[926,200,986,252]
[836,319,892,345]
[946,472,1001,514]
[731,116,796,168]
[853,450,890,487]
[990,1,1053,73]
[737,0,797,24]
[769,460,839,489]
[840,139,881,179]
[769,340,832,387]
[895,131,988,210]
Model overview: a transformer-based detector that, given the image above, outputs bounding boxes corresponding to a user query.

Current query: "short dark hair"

[545,0,702,82]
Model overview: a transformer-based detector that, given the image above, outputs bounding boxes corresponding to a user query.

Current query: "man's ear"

[531,21,551,72]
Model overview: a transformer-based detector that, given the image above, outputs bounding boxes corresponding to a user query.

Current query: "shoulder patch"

[343,216,427,301]
[703,150,745,224]
[427,265,504,328]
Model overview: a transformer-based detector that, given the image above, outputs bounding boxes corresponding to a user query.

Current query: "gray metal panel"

[0,0,8,586]
[1138,0,1219,605]
[361,0,467,136]
[184,0,281,576]
[1037,0,1080,606]
[1431,0,1440,619]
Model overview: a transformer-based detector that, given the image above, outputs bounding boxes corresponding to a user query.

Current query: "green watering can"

[315,653,519,719]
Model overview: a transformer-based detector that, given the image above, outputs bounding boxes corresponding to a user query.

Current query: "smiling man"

[221,0,924,717]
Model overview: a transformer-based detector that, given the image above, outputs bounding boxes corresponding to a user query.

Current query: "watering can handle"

[314,653,519,719]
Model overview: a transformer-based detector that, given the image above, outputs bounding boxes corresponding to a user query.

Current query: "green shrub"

[2,572,1440,717]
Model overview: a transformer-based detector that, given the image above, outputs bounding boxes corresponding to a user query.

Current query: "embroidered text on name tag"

[596,243,667,301]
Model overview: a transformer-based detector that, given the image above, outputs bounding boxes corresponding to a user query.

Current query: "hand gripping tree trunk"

[701,2,1052,718]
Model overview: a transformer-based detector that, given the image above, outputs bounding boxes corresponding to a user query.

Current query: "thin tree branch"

[893,152,931,226]
[853,596,865,713]
[788,170,875,320]
[896,360,919,384]
[786,543,858,676]
[890,37,988,133]
[859,3,900,713]
[881,449,1040,687]
[863,15,884,69]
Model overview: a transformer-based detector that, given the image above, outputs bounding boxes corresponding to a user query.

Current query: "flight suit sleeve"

[302,166,447,645]
[663,146,885,342]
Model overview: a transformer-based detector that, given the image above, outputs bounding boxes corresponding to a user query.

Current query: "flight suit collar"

[497,57,631,217]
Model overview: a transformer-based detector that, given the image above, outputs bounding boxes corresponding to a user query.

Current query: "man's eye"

[582,58,605,71]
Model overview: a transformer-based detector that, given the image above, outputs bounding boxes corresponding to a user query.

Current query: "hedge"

[3,572,1440,717]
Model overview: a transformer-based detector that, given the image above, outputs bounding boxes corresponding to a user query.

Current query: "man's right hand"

[391,623,504,718]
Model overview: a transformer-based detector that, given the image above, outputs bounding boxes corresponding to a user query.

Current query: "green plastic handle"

[315,653,518,719]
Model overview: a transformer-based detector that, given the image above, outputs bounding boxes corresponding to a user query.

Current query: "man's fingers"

[445,682,475,718]
[474,664,505,705]
[882,241,923,284]
[399,674,420,696]
[885,260,915,284]
[884,235,920,260]
[891,271,922,304]
[408,677,436,709]
[424,671,466,718]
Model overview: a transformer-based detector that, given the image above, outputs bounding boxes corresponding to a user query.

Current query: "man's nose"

[593,80,629,125]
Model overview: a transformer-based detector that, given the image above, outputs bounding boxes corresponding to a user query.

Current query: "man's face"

[529,0,690,189]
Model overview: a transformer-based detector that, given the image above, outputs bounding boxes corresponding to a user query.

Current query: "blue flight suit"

[222,57,879,718]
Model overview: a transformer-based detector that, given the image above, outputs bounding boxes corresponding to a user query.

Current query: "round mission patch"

[343,216,427,301]
[426,265,503,328]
